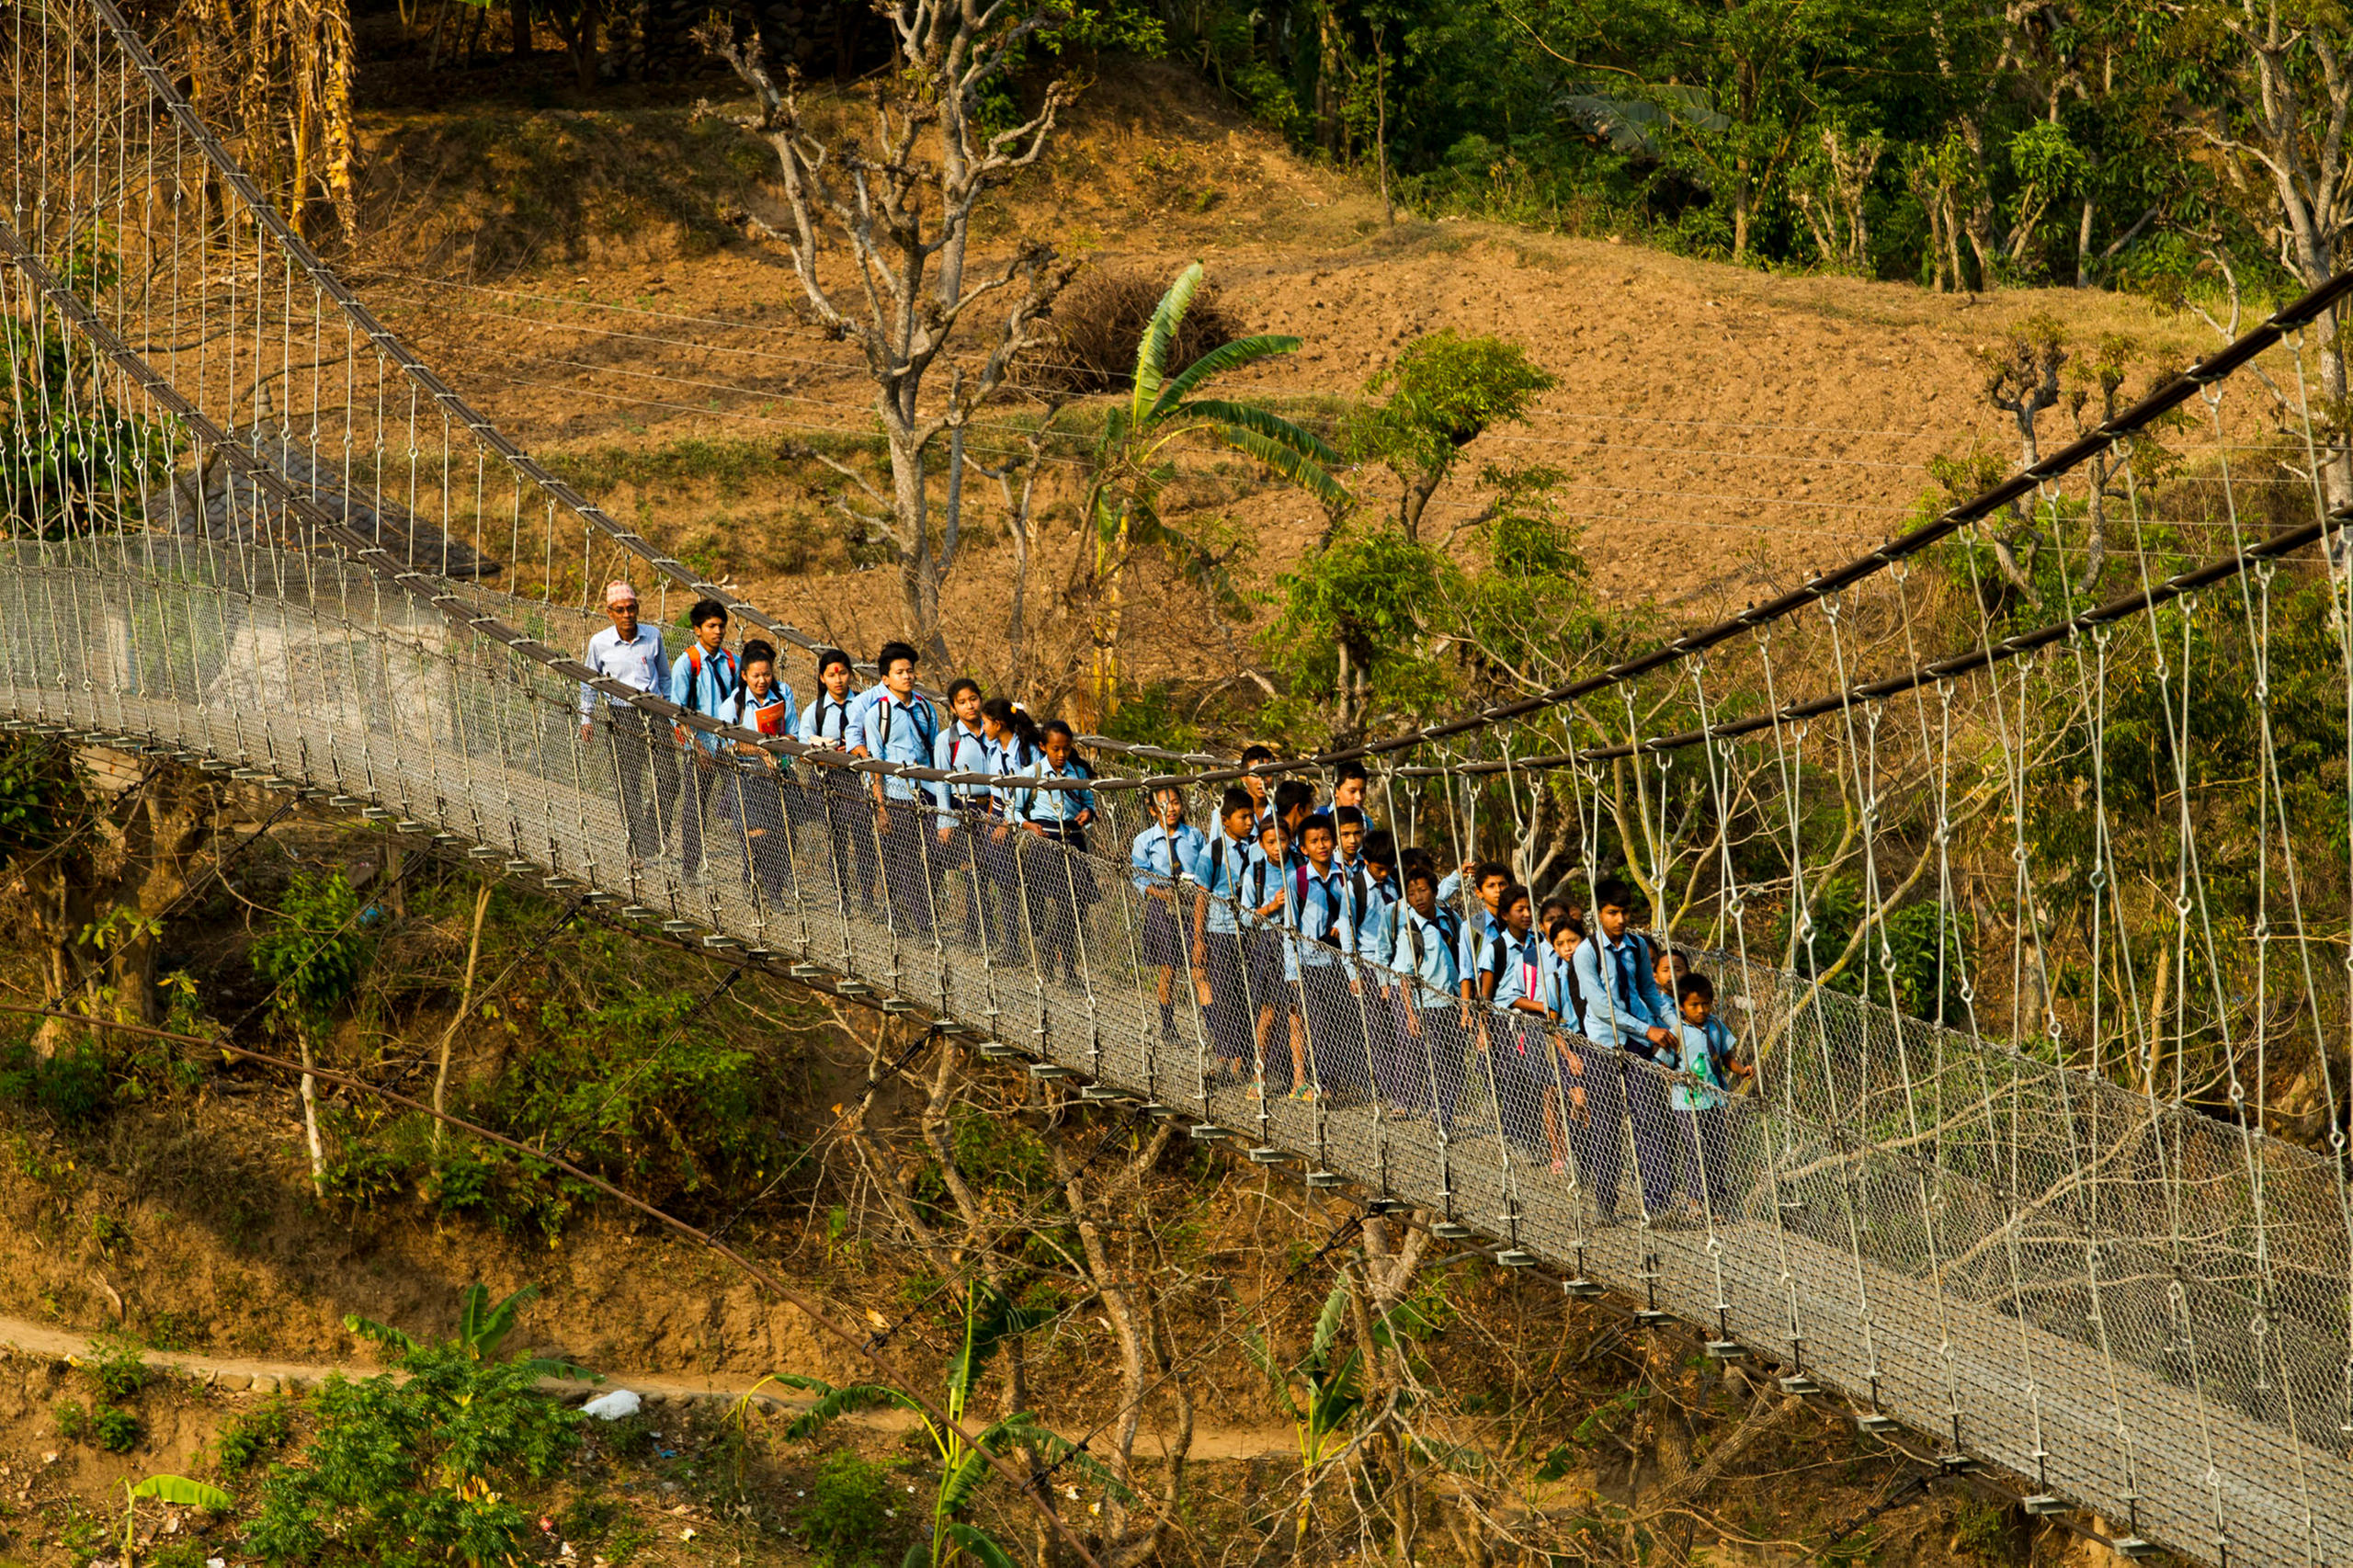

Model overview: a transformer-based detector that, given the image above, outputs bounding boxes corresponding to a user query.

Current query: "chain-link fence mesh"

[6,541,2352,1566]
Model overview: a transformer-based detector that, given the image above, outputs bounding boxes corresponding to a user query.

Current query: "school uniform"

[1285,859,1365,1098]
[1336,863,1399,1107]
[1387,903,1469,1129]
[726,684,799,903]
[796,687,867,915]
[1018,756,1097,983]
[1576,929,1682,1216]
[971,735,1039,962]
[667,642,742,881]
[1538,949,1623,1213]
[1478,926,1552,1157]
[846,687,941,936]
[1195,825,1263,1073]
[579,621,672,863]
[1674,1014,1743,1219]
[929,721,995,949]
[1130,819,1208,975]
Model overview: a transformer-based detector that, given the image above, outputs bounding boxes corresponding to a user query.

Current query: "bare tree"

[2194,0,2353,508]
[700,2,1075,665]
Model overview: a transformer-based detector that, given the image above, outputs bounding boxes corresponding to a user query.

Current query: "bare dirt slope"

[354,63,2242,680]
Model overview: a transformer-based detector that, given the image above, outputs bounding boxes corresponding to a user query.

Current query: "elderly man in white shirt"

[576,580,674,868]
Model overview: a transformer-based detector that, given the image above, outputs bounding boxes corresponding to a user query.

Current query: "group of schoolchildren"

[1133,767,1754,1224]
[577,584,1109,973]
[578,580,1754,1224]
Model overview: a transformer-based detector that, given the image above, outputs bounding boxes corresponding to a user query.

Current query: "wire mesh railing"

[4,524,2351,1565]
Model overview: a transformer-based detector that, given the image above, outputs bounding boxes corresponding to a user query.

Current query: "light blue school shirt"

[1198,826,1257,937]
[579,622,669,720]
[1024,756,1095,827]
[847,687,938,802]
[987,736,1039,820]
[1389,904,1461,1002]
[1487,928,1546,1012]
[1283,861,1348,978]
[1235,852,1289,932]
[1674,1015,1739,1111]
[929,721,994,816]
[1577,929,1674,1057]
[797,688,858,748]
[726,686,798,769]
[1457,906,1504,996]
[1131,820,1208,897]
[667,643,741,756]
[1340,865,1396,960]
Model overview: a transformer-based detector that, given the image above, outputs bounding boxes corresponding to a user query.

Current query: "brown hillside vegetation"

[347,62,2245,697]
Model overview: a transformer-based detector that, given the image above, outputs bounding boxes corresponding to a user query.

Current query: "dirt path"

[0,1314,1298,1460]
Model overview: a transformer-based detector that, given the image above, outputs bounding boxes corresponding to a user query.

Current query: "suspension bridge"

[7,4,2353,1562]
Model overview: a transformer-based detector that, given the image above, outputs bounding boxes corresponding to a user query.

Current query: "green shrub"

[0,1039,110,1125]
[82,1339,147,1401]
[800,1451,902,1568]
[245,1335,581,1566]
[217,1396,291,1477]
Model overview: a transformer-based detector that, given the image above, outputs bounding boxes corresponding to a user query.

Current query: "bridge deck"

[6,551,2350,1567]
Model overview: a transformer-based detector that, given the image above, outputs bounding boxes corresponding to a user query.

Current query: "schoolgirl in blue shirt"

[725,639,798,903]
[1018,720,1097,983]
[1131,785,1208,1044]
[972,698,1040,962]
[796,648,870,915]
[929,678,993,949]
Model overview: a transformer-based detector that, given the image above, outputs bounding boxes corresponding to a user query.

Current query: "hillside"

[341,62,2237,695]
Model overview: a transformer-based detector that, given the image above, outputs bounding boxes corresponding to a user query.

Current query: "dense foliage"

[1150,0,2336,294]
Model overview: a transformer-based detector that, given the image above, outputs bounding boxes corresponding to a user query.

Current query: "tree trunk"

[511,0,530,56]
[298,1029,327,1198]
[432,880,495,1152]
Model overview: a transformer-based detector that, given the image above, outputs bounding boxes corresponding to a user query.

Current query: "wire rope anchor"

[464,846,503,861]
[1778,1372,1821,1396]
[1078,1085,1125,1103]
[1027,1062,1073,1081]
[974,1040,1019,1060]
[1704,1341,1746,1360]
[1855,1412,1902,1436]
[1430,1220,1475,1240]
[1188,1123,1231,1142]
[1303,1169,1344,1188]
[1245,1145,1288,1165]
[1495,1248,1539,1268]
[2020,1496,2070,1518]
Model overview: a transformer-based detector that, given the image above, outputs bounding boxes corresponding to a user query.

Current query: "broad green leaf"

[343,1312,418,1357]
[1151,335,1304,416]
[1213,423,1349,509]
[783,1381,919,1441]
[1311,1283,1350,1361]
[1131,262,1203,419]
[131,1475,234,1511]
[1183,397,1344,466]
[941,1522,1024,1568]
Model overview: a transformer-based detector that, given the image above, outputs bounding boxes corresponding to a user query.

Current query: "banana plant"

[122,1474,233,1568]
[1076,260,1347,723]
[347,1283,596,1379]
[768,1281,1129,1568]
[1245,1282,1365,1551]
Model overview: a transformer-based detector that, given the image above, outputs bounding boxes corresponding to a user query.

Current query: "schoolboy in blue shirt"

[846,641,938,934]
[1387,863,1469,1129]
[1282,817,1360,1104]
[1193,787,1265,1084]
[1574,879,1683,1220]
[1672,971,1751,1221]
[666,598,738,883]
[1473,886,1550,1159]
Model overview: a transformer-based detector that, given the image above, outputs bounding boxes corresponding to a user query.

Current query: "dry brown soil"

[342,62,2256,691]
